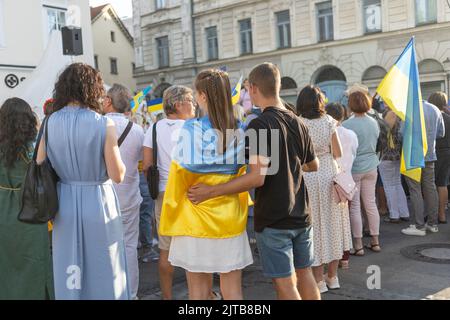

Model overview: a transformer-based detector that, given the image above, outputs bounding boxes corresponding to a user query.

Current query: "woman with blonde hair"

[159,69,253,300]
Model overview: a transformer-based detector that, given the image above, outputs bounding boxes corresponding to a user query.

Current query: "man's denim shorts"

[255,226,314,278]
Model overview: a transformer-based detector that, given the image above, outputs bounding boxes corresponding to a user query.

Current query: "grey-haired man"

[104,84,145,299]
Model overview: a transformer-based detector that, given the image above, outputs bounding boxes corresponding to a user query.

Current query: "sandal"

[339,260,349,269]
[350,247,365,256]
[365,243,381,252]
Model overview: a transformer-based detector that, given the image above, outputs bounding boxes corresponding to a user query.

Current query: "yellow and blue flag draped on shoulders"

[231,76,243,106]
[131,86,152,113]
[159,116,250,239]
[147,97,164,116]
[377,37,427,182]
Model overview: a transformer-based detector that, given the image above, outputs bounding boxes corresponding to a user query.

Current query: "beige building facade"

[133,0,450,104]
[91,4,136,90]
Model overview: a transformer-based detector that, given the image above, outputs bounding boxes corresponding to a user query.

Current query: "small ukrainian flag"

[131,86,152,113]
[231,76,243,106]
[147,98,164,116]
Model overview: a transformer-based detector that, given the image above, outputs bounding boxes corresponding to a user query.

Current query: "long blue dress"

[47,106,130,300]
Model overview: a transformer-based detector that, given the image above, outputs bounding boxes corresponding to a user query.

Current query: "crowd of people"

[0,61,448,300]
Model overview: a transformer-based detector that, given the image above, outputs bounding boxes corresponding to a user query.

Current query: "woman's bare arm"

[142,146,153,178]
[36,136,46,165]
[331,131,343,160]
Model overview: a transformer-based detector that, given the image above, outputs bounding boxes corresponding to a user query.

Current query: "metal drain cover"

[401,243,450,264]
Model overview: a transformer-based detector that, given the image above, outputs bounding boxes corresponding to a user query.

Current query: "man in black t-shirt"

[188,63,320,300]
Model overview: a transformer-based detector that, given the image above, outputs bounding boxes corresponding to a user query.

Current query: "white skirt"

[168,232,254,273]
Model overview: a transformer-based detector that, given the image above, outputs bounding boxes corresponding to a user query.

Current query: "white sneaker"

[325,276,340,290]
[317,280,328,294]
[401,225,426,236]
[425,224,439,233]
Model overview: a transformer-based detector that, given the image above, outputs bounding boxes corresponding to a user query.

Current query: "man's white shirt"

[143,118,185,192]
[107,113,144,211]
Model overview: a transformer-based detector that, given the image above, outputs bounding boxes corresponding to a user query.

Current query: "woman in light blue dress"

[37,63,130,300]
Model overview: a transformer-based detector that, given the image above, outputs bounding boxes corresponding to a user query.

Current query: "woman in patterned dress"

[296,86,353,294]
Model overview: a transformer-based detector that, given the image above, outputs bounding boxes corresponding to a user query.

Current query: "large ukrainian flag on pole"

[377,37,427,182]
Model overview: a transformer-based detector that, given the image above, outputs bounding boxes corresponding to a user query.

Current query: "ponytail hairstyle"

[195,69,238,151]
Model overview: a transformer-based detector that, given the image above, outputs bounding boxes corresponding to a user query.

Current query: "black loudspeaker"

[61,26,83,56]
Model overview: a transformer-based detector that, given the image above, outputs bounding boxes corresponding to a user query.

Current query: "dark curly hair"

[296,85,326,119]
[53,63,105,113]
[0,98,38,168]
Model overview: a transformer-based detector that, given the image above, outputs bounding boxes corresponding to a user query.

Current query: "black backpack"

[367,109,389,155]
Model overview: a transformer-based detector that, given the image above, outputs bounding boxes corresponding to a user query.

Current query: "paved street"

[138,211,450,300]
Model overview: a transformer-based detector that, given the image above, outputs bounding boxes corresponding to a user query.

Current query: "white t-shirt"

[107,113,144,211]
[143,118,185,191]
[336,126,358,174]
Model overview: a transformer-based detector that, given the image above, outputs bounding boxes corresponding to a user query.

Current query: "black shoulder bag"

[118,121,133,147]
[18,116,59,224]
[147,122,159,200]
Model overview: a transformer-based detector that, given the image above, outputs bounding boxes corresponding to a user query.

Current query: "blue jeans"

[256,226,314,278]
[139,173,156,246]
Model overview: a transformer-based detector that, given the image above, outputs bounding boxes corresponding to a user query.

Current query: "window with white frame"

[206,26,218,61]
[0,0,5,47]
[239,19,253,55]
[276,10,291,49]
[415,0,437,26]
[156,36,169,68]
[363,0,382,34]
[46,6,66,34]
[317,1,333,42]
[155,0,166,10]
